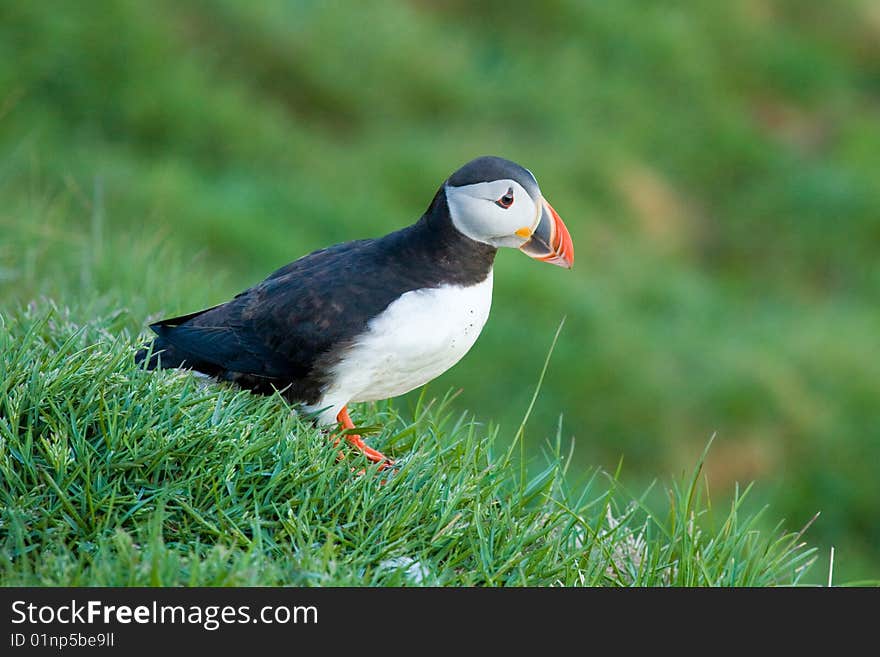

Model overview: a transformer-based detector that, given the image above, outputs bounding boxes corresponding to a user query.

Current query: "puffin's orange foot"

[346,434,395,471]
[334,405,395,472]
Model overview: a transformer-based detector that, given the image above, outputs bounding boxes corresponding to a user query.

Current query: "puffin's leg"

[336,405,394,470]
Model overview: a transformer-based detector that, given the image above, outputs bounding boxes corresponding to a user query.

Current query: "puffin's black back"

[136,187,497,404]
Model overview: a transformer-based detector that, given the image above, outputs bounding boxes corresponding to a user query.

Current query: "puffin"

[136,156,574,469]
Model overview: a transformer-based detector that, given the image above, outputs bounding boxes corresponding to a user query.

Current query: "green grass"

[0,302,815,586]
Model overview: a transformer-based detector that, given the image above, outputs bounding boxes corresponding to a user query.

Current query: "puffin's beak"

[519,197,574,269]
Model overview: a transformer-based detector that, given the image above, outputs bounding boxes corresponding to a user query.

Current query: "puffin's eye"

[495,188,514,209]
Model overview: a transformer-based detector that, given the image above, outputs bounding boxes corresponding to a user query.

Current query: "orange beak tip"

[548,201,574,269]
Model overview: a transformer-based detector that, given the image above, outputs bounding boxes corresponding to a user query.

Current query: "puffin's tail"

[135,305,222,372]
[135,336,188,370]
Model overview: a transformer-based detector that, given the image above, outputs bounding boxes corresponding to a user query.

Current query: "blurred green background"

[1,0,878,582]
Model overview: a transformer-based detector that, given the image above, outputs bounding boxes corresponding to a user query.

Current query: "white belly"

[309,270,493,424]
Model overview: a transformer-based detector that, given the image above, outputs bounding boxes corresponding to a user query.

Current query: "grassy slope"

[1,1,878,581]
[0,301,814,585]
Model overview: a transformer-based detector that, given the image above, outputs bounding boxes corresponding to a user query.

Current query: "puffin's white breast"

[311,270,493,423]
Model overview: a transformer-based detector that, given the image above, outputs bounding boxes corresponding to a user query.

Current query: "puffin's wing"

[151,313,291,379]
[147,238,401,380]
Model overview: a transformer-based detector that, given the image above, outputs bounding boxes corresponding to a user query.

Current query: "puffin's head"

[444,156,574,268]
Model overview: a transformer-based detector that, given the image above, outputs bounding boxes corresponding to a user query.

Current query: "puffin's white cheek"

[447,180,535,243]
[487,199,538,247]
